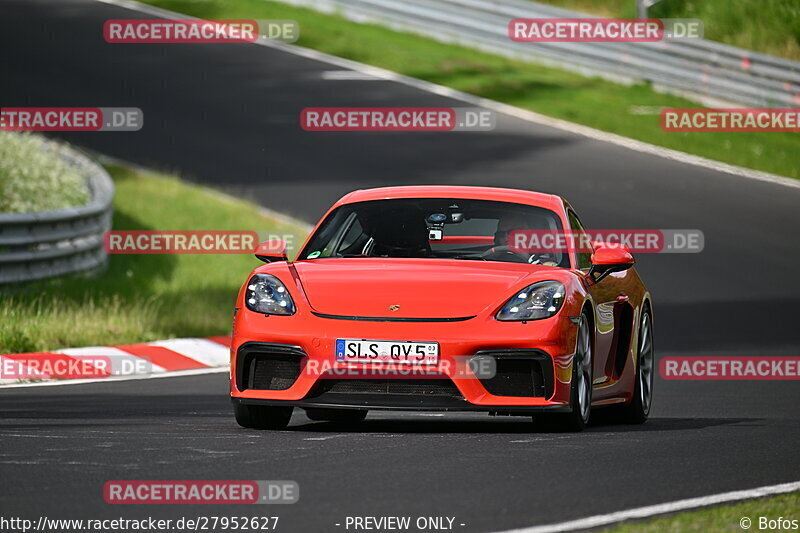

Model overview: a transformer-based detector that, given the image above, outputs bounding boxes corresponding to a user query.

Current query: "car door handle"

[617,294,629,302]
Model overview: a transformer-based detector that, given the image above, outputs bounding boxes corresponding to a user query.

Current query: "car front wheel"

[536,311,593,432]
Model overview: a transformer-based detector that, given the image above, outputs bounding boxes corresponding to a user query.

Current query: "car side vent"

[236,343,305,391]
[249,355,302,390]
[474,351,554,398]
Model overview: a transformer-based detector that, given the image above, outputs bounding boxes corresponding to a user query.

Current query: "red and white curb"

[0,336,230,387]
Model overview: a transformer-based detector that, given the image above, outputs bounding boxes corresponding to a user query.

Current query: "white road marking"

[493,480,800,533]
[94,0,800,190]
[303,435,348,441]
[321,70,380,80]
[0,366,228,389]
[55,346,134,356]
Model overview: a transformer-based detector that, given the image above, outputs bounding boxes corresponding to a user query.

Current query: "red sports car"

[230,186,654,431]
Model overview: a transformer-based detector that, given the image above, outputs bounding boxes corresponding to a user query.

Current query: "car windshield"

[300,198,569,266]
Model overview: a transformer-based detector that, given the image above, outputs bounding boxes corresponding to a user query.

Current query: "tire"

[536,311,593,432]
[234,403,293,430]
[304,408,368,424]
[618,307,655,424]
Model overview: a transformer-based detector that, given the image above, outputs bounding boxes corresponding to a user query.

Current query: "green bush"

[0,132,91,213]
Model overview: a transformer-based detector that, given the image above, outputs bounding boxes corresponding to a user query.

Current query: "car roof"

[334,186,564,212]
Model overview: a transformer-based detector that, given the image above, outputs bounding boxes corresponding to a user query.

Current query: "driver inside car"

[485,214,560,266]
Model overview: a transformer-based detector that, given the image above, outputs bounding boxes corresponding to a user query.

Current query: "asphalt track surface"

[1,0,800,531]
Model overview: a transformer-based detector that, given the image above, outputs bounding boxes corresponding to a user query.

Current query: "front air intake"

[474,350,554,398]
[315,379,463,398]
[236,343,305,391]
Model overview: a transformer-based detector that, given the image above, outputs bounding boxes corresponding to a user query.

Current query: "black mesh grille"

[249,355,302,390]
[476,352,553,398]
[236,343,305,392]
[314,379,463,398]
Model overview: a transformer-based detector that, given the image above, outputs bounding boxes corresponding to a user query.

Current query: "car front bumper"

[229,309,580,411]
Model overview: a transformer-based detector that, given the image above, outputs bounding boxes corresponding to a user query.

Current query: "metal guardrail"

[0,140,114,284]
[279,0,800,107]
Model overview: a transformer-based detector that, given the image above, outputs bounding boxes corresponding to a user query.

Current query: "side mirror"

[588,243,634,283]
[254,239,288,263]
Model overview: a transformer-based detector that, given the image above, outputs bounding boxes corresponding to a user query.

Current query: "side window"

[568,210,593,269]
[304,209,358,258]
[337,216,367,255]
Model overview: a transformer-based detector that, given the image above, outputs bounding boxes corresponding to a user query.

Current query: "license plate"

[335,339,439,365]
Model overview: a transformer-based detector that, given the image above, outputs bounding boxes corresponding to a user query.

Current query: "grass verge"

[603,490,800,532]
[0,164,308,354]
[141,0,798,179]
[0,132,90,213]
[533,0,800,62]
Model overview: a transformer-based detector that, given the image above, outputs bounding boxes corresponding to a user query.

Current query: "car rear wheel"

[536,312,593,432]
[619,307,654,423]
[304,408,368,424]
[234,403,293,430]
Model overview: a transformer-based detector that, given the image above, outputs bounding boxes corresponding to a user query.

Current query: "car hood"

[291,258,554,319]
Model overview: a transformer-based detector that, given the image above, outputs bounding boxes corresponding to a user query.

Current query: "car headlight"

[496,281,565,321]
[245,274,296,315]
